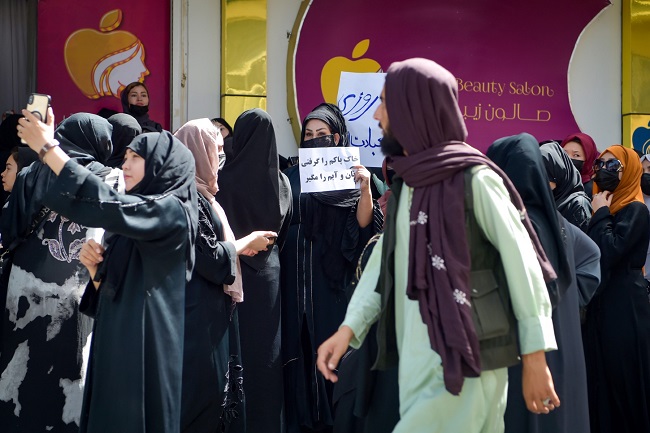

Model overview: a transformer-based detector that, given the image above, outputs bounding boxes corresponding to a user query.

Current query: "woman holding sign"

[281,103,383,432]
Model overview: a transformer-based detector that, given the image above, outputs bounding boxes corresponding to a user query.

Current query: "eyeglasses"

[593,158,623,173]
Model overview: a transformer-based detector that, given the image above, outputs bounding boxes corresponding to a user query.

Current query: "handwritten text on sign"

[299,147,360,193]
[337,72,387,168]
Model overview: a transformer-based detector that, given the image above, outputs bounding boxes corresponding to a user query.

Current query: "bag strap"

[2,206,51,255]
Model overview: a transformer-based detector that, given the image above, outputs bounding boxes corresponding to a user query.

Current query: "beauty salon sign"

[288,0,608,157]
[37,1,170,128]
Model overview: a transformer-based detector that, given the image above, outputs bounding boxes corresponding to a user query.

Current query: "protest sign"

[336,72,387,167]
[299,147,360,193]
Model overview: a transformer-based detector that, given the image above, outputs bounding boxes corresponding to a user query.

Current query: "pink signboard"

[37,0,170,129]
[292,0,609,153]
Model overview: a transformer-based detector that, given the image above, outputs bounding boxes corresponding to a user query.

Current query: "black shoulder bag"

[0,206,51,287]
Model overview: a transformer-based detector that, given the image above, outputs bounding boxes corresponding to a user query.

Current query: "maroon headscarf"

[385,58,556,395]
[560,132,598,184]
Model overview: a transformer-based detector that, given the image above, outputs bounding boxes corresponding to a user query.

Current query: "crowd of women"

[0,76,648,433]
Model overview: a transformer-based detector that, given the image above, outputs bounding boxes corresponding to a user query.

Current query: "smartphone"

[22,93,51,144]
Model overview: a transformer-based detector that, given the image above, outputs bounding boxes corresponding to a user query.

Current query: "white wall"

[180,0,621,154]
[267,0,303,158]
[171,0,221,131]
[570,0,621,150]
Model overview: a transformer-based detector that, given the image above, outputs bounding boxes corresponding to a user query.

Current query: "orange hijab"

[593,145,644,214]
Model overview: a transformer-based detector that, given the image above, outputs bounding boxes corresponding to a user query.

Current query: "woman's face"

[127,85,149,107]
[562,140,585,161]
[122,148,145,191]
[213,121,230,139]
[304,119,340,144]
[2,154,17,192]
[600,151,623,181]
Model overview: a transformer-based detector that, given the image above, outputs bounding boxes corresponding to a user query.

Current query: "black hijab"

[212,117,233,136]
[14,147,39,171]
[0,114,23,152]
[299,103,360,207]
[216,108,291,270]
[96,131,199,295]
[106,113,142,167]
[299,102,349,147]
[539,141,591,223]
[213,117,235,162]
[2,113,113,245]
[487,133,572,305]
[0,115,24,202]
[120,82,163,133]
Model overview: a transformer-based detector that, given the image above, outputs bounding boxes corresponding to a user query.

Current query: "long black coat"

[44,161,192,433]
[584,202,650,433]
[181,194,241,433]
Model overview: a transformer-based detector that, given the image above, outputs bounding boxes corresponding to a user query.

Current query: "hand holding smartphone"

[21,93,51,144]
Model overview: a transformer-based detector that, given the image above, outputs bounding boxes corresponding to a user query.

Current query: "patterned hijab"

[384,58,556,395]
[594,145,644,215]
[174,119,243,302]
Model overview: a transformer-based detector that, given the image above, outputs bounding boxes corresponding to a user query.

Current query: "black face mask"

[570,158,584,173]
[641,173,650,196]
[302,134,335,148]
[129,104,149,117]
[594,169,620,192]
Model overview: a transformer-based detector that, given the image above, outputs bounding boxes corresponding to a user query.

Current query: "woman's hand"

[17,107,55,152]
[234,231,278,255]
[353,165,374,228]
[592,191,612,213]
[79,239,105,290]
[353,165,371,194]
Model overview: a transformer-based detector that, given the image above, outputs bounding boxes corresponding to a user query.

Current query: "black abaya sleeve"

[587,202,650,271]
[79,280,99,317]
[194,239,237,286]
[276,172,293,252]
[564,217,601,308]
[41,160,187,240]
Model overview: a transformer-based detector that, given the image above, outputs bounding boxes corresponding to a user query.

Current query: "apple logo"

[633,121,650,154]
[64,9,149,100]
[320,39,382,103]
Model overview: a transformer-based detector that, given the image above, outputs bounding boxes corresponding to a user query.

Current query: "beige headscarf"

[174,118,244,302]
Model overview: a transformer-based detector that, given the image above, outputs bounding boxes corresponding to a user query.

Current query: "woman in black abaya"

[488,133,600,433]
[539,140,592,231]
[584,145,650,433]
[120,81,163,133]
[18,106,198,433]
[0,113,113,433]
[280,103,383,432]
[175,118,278,432]
[217,108,292,433]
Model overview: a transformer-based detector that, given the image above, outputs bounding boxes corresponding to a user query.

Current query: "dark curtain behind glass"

[0,0,37,114]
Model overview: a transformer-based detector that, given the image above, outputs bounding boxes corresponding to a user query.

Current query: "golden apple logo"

[320,39,382,103]
[64,9,149,100]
